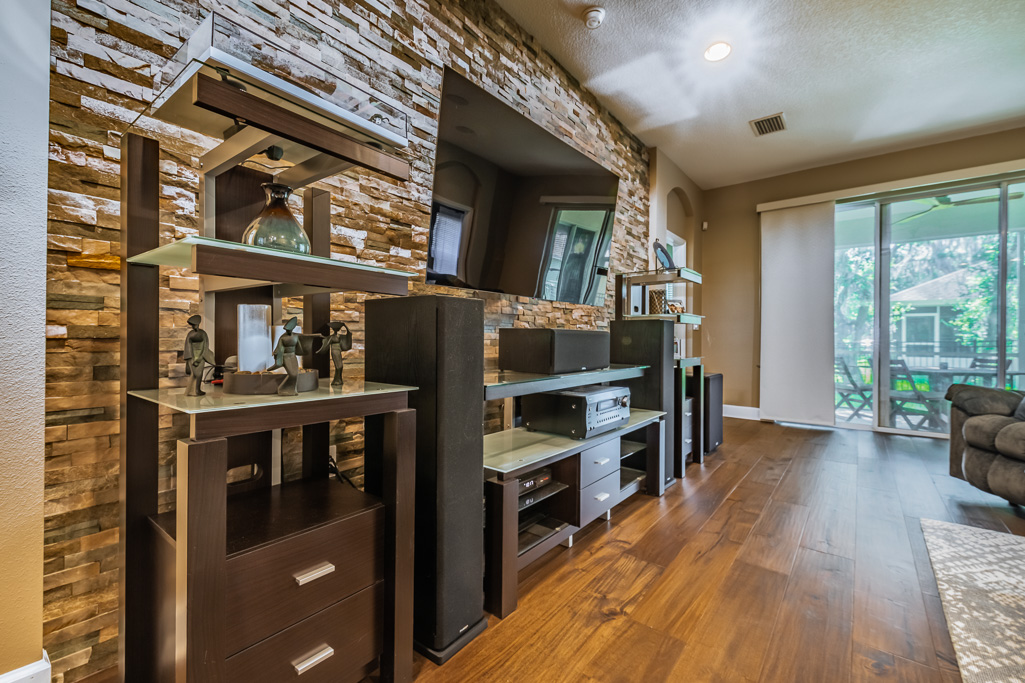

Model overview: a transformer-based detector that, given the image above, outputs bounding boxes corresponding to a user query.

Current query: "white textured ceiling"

[493,0,1025,189]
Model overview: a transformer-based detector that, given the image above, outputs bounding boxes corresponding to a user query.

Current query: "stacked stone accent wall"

[44,0,649,679]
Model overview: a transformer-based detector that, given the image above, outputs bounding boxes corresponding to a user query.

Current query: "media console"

[482,366,666,618]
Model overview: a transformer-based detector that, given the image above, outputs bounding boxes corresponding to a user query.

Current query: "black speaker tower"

[365,295,488,663]
[610,318,676,493]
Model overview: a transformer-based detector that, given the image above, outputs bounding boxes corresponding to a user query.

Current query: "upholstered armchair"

[946,384,1025,506]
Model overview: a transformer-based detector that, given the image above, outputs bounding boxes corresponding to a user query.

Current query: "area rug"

[921,518,1025,683]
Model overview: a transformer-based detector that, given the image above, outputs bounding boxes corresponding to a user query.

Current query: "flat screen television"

[428,70,620,306]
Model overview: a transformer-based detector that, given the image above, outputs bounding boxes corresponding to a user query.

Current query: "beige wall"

[703,126,1025,407]
[649,148,706,356]
[0,0,49,674]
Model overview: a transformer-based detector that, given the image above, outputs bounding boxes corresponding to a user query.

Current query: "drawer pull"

[293,645,334,675]
[294,562,335,587]
[594,492,611,502]
[685,439,692,444]
[685,412,693,417]
[595,457,611,466]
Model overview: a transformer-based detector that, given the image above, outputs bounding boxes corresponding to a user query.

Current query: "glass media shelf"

[483,364,648,401]
[484,408,664,478]
[128,378,416,415]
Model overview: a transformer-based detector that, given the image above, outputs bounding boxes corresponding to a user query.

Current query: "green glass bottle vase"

[242,183,311,255]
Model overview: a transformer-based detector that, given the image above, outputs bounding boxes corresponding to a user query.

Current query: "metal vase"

[242,183,312,255]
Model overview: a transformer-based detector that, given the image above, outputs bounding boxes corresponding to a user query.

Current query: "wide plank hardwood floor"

[413,419,1025,683]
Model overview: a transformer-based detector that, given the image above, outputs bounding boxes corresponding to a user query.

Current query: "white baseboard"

[0,652,50,683]
[724,404,761,421]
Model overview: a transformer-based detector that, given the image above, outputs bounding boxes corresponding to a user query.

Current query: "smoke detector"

[583,6,605,29]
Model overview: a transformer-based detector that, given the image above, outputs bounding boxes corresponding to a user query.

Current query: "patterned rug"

[921,518,1025,683]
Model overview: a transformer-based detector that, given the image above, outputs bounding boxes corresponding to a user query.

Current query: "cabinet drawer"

[226,581,383,683]
[225,505,384,655]
[579,439,620,488]
[580,470,619,526]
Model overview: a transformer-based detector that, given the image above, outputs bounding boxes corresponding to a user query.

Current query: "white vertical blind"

[429,204,465,276]
[759,201,836,425]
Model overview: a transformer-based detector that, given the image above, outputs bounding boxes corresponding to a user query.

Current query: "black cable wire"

[326,454,359,490]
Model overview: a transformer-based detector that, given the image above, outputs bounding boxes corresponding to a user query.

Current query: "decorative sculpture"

[268,316,305,395]
[183,314,215,397]
[652,238,676,271]
[317,321,353,386]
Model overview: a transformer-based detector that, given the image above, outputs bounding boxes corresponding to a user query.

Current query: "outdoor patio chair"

[969,356,1011,369]
[889,358,948,430]
[835,357,872,422]
[961,356,1011,386]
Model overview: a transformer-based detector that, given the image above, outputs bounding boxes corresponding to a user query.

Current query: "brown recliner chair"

[946,384,1025,506]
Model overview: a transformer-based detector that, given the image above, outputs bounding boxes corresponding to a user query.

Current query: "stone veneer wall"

[43,0,650,680]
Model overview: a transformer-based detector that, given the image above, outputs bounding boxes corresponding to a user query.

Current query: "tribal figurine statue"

[183,315,215,397]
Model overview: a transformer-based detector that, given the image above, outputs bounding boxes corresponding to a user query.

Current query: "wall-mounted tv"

[428,70,620,306]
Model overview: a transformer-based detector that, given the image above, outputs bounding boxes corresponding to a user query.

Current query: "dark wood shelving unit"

[484,403,665,619]
[614,268,708,466]
[119,20,418,681]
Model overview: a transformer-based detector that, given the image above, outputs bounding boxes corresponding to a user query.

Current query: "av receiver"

[521,385,630,439]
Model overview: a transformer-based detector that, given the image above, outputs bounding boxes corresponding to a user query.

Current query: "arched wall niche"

[665,185,701,356]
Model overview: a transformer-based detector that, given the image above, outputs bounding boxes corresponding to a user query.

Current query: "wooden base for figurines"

[223,370,319,395]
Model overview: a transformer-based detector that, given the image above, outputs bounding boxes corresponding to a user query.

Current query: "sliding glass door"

[1005,182,1025,389]
[834,203,876,425]
[880,188,1001,433]
[834,177,1022,434]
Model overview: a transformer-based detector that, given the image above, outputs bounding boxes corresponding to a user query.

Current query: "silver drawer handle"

[294,562,335,587]
[685,412,692,417]
[595,457,610,466]
[685,439,692,444]
[595,492,611,502]
[293,645,334,675]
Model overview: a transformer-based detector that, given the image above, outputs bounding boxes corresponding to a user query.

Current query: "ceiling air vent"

[750,112,787,136]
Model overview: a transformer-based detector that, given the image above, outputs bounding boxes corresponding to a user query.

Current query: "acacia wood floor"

[413,418,1025,683]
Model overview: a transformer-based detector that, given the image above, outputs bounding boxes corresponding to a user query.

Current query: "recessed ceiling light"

[704,42,731,62]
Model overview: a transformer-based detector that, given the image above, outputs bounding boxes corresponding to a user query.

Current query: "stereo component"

[518,468,552,495]
[498,328,610,375]
[521,385,630,439]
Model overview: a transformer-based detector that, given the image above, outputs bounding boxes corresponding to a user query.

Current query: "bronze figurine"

[183,314,215,397]
[269,316,306,396]
[317,321,352,386]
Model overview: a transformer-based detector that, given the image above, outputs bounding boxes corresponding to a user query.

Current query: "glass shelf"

[483,409,664,478]
[622,313,703,325]
[483,364,648,401]
[128,378,416,415]
[675,356,703,368]
[127,235,416,296]
[620,267,702,286]
[140,12,407,147]
[129,235,414,276]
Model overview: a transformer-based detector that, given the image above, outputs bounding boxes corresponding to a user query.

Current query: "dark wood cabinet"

[119,131,417,683]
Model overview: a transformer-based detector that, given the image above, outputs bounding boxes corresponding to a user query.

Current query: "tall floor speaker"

[705,373,724,452]
[365,295,488,663]
[610,318,675,494]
